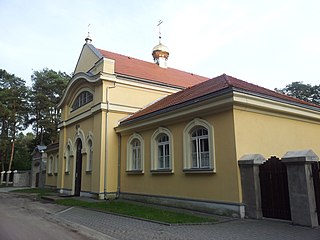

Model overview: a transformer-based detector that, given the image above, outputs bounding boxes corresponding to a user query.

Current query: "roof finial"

[85,24,92,44]
[152,20,169,68]
[157,20,163,44]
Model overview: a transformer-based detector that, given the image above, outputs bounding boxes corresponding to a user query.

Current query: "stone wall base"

[120,192,245,218]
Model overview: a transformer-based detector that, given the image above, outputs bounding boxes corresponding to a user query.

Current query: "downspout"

[104,109,108,200]
[104,83,116,200]
[116,133,121,198]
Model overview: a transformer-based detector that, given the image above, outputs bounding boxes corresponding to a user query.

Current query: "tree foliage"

[0,69,30,171]
[0,68,70,171]
[275,82,320,105]
[29,68,70,145]
[12,132,35,170]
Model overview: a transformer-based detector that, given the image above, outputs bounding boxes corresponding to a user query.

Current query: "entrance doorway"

[74,139,82,196]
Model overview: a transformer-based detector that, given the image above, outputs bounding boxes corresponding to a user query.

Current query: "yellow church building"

[45,35,320,219]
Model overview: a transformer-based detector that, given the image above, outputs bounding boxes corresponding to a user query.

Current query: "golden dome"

[152,43,169,61]
[152,43,169,53]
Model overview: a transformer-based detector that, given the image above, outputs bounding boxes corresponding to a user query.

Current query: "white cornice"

[58,102,139,129]
[233,91,320,121]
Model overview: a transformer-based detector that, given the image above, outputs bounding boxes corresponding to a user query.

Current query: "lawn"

[10,188,217,224]
[56,198,217,224]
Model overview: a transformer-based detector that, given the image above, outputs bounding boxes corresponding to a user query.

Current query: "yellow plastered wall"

[92,110,106,194]
[45,151,59,187]
[106,112,129,193]
[234,108,320,160]
[57,113,96,193]
[120,110,241,203]
[109,84,171,108]
[74,45,100,74]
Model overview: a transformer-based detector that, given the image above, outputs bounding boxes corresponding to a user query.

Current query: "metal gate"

[312,162,320,223]
[259,156,291,220]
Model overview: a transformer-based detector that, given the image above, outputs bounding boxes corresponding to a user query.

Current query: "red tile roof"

[121,74,320,124]
[97,49,209,88]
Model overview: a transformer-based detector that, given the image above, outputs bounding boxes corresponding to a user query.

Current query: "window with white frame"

[191,127,209,168]
[151,127,173,172]
[127,133,144,172]
[131,139,141,170]
[183,118,215,171]
[87,139,93,171]
[158,134,170,169]
[54,154,58,174]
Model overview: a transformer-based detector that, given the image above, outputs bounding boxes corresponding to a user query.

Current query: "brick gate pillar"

[282,150,319,227]
[238,154,266,219]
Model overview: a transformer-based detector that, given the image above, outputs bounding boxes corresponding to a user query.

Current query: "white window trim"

[151,127,174,172]
[183,118,215,172]
[126,133,144,173]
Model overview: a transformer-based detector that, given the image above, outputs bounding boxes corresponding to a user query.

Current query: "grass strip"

[11,188,56,197]
[56,198,217,224]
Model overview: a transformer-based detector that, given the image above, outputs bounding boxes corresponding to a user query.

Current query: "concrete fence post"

[13,170,18,186]
[0,171,5,185]
[6,170,12,186]
[282,149,319,227]
[238,154,266,219]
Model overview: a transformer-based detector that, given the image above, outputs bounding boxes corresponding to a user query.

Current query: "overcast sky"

[1,0,319,90]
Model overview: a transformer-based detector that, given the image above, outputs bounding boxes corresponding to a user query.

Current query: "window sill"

[150,169,173,174]
[86,170,92,175]
[65,171,70,175]
[126,170,143,175]
[183,168,214,174]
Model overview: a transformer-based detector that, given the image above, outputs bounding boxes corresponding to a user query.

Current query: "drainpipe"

[116,133,121,198]
[104,83,116,200]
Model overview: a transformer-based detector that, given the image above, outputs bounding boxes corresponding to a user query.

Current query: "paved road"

[55,206,320,240]
[0,192,98,240]
[0,190,319,240]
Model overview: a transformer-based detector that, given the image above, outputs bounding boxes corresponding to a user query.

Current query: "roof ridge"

[96,48,209,79]
[96,48,140,61]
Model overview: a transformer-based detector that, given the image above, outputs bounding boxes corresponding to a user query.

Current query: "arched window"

[131,139,141,170]
[151,127,174,172]
[183,118,215,172]
[65,145,71,173]
[48,155,54,175]
[158,134,170,169]
[72,91,93,110]
[126,133,144,173]
[54,154,58,174]
[87,139,93,171]
[191,127,209,168]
